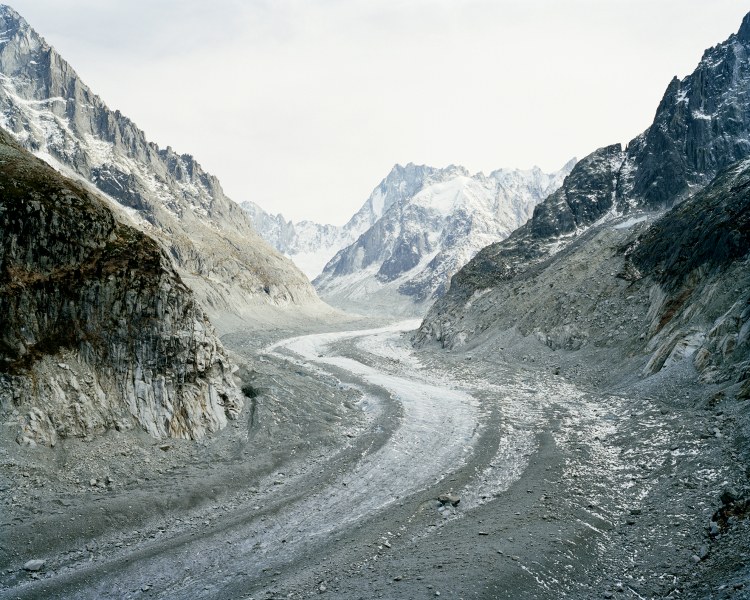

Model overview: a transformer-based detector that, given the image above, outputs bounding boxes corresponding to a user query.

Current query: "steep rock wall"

[0,129,242,446]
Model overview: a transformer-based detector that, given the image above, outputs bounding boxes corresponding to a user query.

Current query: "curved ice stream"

[174,320,488,596]
[13,321,531,600]
[266,320,480,523]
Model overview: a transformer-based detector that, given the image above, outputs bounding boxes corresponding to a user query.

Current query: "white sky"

[8,1,749,225]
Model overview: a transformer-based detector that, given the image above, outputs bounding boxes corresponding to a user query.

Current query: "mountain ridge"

[0,4,322,330]
[309,158,575,315]
[415,12,750,396]
[242,162,477,280]
[424,16,750,310]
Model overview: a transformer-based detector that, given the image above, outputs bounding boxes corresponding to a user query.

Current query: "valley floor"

[0,318,748,599]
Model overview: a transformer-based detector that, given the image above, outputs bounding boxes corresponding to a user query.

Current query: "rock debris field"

[1,317,748,599]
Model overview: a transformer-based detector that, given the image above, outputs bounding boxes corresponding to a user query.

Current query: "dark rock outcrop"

[530,145,625,239]
[628,159,750,381]
[629,36,750,206]
[0,128,242,446]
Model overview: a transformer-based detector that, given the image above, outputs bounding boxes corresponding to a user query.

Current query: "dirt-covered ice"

[0,318,747,600]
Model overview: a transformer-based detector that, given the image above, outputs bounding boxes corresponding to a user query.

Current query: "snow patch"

[692,110,714,121]
[370,187,385,219]
[614,216,648,230]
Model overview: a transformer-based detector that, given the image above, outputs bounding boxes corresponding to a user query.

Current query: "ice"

[411,176,470,216]
[692,110,714,121]
[266,320,484,524]
[614,215,648,230]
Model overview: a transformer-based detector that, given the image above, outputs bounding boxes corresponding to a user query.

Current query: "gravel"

[0,315,747,599]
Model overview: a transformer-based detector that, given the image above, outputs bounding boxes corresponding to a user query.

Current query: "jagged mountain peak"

[312,160,575,315]
[0,5,320,327]
[0,9,218,196]
[737,11,750,42]
[628,18,750,208]
[368,162,467,219]
[560,156,579,172]
[243,158,575,287]
[418,10,750,370]
[490,165,542,177]
[489,158,577,186]
[0,4,25,25]
[0,5,231,194]
[390,161,467,176]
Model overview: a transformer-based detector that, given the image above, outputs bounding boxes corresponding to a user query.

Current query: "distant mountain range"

[242,162,477,281]
[246,160,575,315]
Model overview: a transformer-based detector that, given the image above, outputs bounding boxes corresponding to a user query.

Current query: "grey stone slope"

[0,5,318,326]
[0,128,243,447]
[415,157,750,391]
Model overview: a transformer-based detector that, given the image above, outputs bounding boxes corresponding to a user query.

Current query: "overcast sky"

[8,1,749,224]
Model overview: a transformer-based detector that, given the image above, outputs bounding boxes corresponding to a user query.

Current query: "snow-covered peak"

[410,176,475,216]
[0,4,27,27]
[312,158,576,315]
[243,161,483,280]
[353,162,465,225]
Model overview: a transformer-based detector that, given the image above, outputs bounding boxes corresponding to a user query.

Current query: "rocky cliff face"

[423,13,750,310]
[415,157,750,390]
[0,128,243,447]
[0,6,318,327]
[627,158,750,385]
[311,161,574,315]
[416,14,750,391]
[627,15,750,207]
